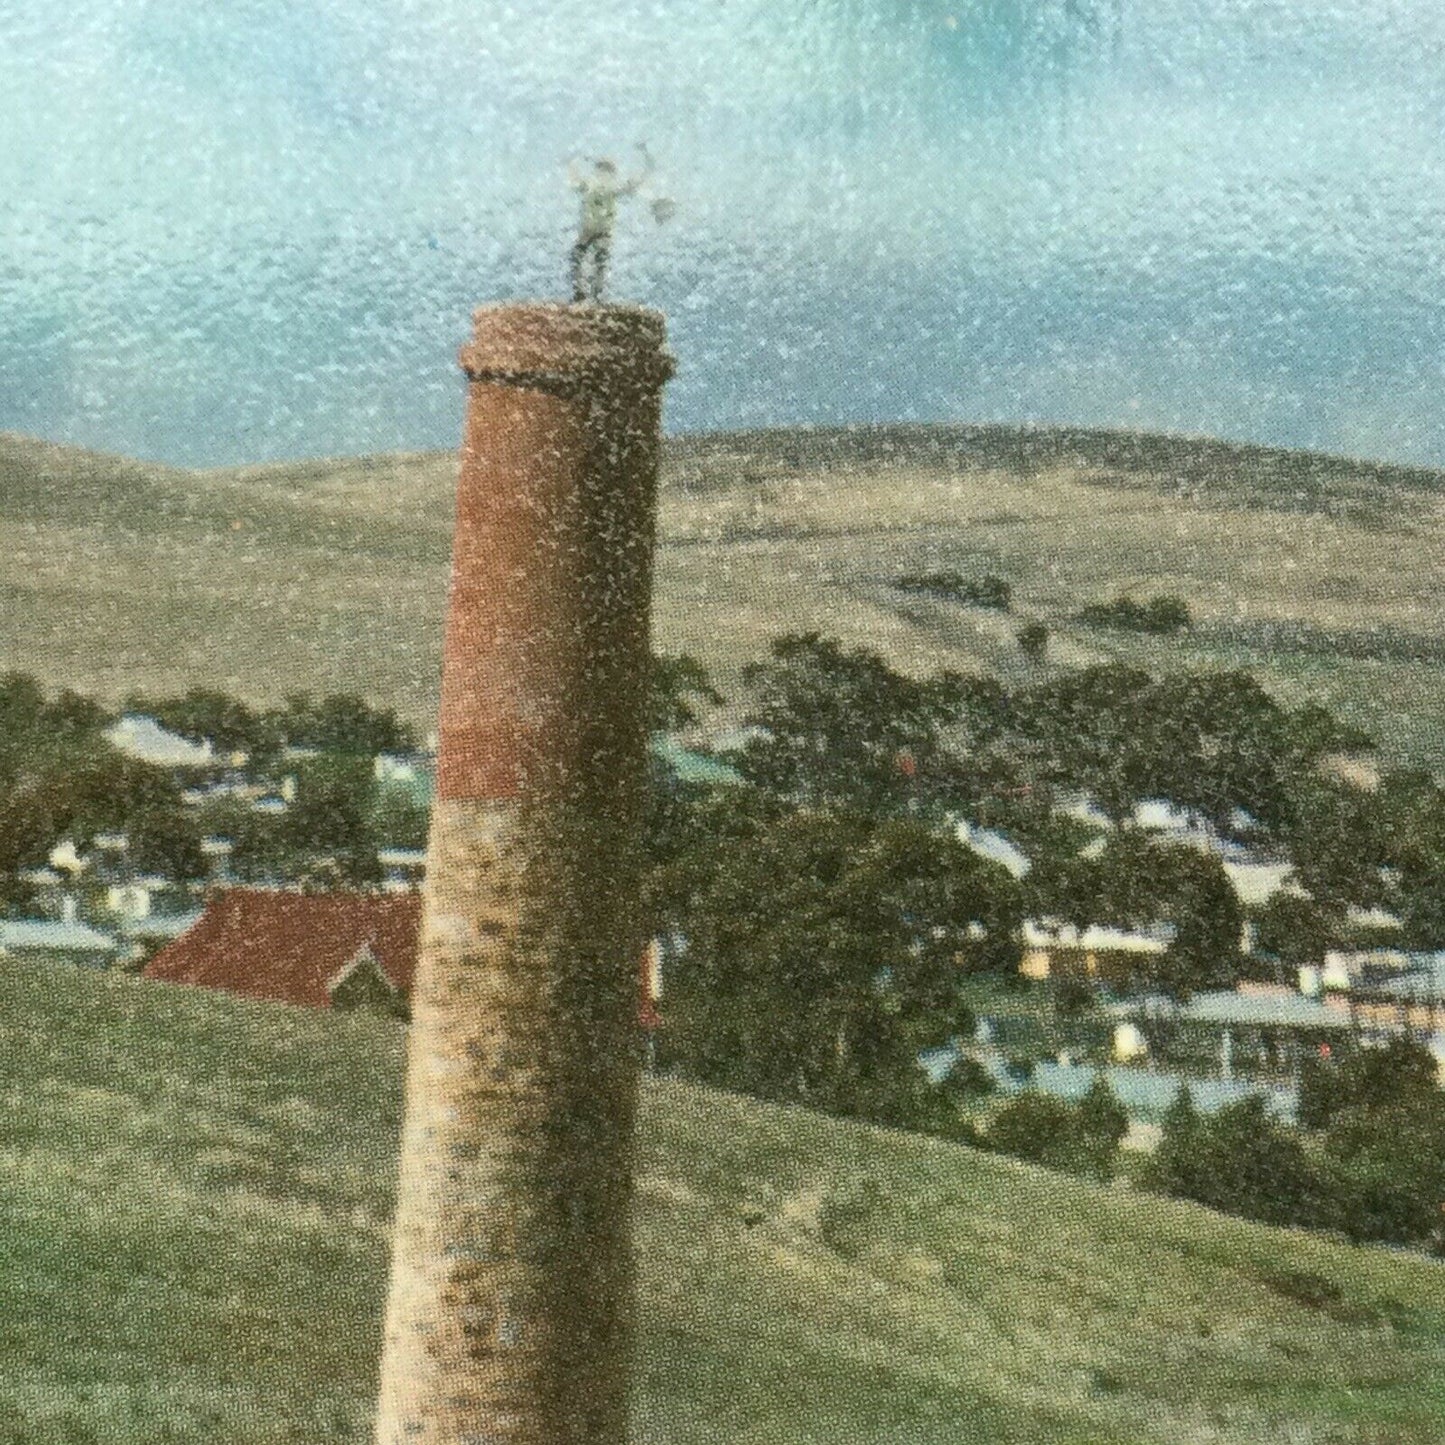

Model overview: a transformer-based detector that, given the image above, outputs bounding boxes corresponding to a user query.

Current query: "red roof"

[144,888,421,1010]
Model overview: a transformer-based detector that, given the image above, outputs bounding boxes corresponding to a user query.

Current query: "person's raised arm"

[621,141,655,197]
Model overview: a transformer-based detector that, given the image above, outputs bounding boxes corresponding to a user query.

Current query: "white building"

[954,820,1031,879]
[104,715,214,769]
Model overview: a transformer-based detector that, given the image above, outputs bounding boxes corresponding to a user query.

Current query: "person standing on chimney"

[567,143,658,303]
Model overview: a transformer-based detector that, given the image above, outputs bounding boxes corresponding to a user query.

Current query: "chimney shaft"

[373,304,672,1445]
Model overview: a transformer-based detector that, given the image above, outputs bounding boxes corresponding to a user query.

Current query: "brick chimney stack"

[374,303,673,1445]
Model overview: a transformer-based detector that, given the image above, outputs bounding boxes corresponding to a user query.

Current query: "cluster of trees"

[646,791,1020,1131]
[642,639,1032,1130]
[700,637,1424,993]
[987,665,1364,828]
[196,755,418,889]
[1146,1038,1445,1250]
[643,633,1445,1194]
[1076,594,1192,634]
[729,634,971,815]
[129,689,428,887]
[950,661,1445,963]
[1022,831,1244,995]
[127,688,418,763]
[729,642,1370,839]
[0,656,737,904]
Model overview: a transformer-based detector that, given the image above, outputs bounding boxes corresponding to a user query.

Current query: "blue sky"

[3,0,1444,466]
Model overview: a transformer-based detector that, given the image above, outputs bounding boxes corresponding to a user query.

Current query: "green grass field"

[2,959,1443,1443]
[2,422,1442,765]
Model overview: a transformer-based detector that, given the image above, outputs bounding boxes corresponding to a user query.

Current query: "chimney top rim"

[460,302,673,385]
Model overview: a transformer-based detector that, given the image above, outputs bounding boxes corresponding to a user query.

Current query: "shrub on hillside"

[1148,1078,1445,1247]
[987,1091,1079,1170]
[1323,1098,1445,1246]
[1147,1093,1334,1230]
[1076,1074,1129,1178]
[1017,620,1049,662]
[1077,594,1192,635]
[894,571,1012,610]
[1297,1036,1440,1132]
[1142,1085,1204,1199]
[987,1076,1129,1180]
[819,1175,887,1258]
[941,1056,996,1101]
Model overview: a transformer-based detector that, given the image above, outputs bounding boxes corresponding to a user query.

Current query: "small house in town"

[955,821,1031,880]
[1222,859,1302,908]
[649,735,746,789]
[104,875,181,923]
[377,847,426,892]
[199,836,235,882]
[143,888,421,1018]
[1115,984,1356,1083]
[0,915,119,969]
[1333,950,1445,1036]
[1019,919,1174,988]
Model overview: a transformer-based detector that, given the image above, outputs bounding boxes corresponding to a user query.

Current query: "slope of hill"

[1,959,1442,1443]
[1,424,1442,763]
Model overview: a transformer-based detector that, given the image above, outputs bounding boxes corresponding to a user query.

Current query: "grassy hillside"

[1,959,1443,1443]
[1,423,1442,762]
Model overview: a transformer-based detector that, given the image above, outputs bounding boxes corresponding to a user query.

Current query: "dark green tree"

[983,1079,1129,1180]
[1144,1084,1203,1198]
[1297,1036,1439,1132]
[986,1091,1082,1171]
[46,689,111,740]
[1139,671,1288,828]
[228,812,292,884]
[1076,1074,1129,1180]
[282,755,378,858]
[1016,620,1049,663]
[0,786,60,877]
[1154,848,1244,998]
[1252,893,1333,974]
[1377,774,1445,948]
[128,805,207,882]
[734,633,967,815]
[846,816,1023,995]
[1283,776,1388,912]
[658,804,997,1126]
[1011,664,1153,820]
[1323,1097,1445,1245]
[649,653,724,732]
[272,693,417,756]
[1169,1095,1329,1229]
[1076,594,1191,635]
[372,787,431,851]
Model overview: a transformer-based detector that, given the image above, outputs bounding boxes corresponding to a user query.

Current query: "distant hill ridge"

[668,421,1445,504]
[0,423,1442,765]
[9,421,1444,501]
